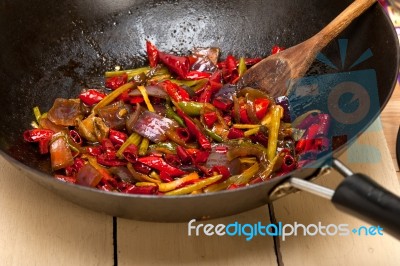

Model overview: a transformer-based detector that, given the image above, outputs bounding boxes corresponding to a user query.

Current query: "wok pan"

[1,0,400,238]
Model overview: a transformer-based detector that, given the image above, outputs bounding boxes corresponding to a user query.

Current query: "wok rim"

[0,1,398,207]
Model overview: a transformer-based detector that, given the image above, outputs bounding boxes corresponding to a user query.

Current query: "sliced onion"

[132,111,179,143]
[126,103,142,134]
[76,164,102,187]
[47,98,83,126]
[129,85,168,99]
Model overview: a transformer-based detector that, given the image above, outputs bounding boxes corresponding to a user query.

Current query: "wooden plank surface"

[274,120,400,266]
[0,156,114,266]
[381,81,400,174]
[117,206,277,266]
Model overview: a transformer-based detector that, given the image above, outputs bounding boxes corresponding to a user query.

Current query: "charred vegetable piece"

[47,98,83,126]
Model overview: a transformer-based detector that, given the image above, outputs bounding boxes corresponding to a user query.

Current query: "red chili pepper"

[24,129,54,154]
[250,132,269,147]
[176,127,191,142]
[271,45,285,54]
[101,138,117,160]
[69,130,82,145]
[23,129,54,142]
[105,73,128,90]
[211,165,230,181]
[124,184,158,195]
[159,171,174,182]
[158,80,190,102]
[79,89,106,106]
[158,52,190,78]
[118,90,131,103]
[97,154,127,167]
[186,149,210,164]
[212,97,233,112]
[87,146,102,156]
[254,98,270,120]
[239,107,252,124]
[138,156,187,177]
[203,111,218,128]
[185,71,211,80]
[55,174,77,184]
[129,96,144,104]
[217,58,262,69]
[281,154,296,173]
[38,138,51,154]
[131,162,152,175]
[65,157,86,176]
[227,128,244,139]
[176,146,192,164]
[209,70,222,83]
[109,129,128,146]
[146,40,160,67]
[176,109,211,150]
[122,144,139,163]
[198,83,213,103]
[164,154,181,167]
[226,55,237,74]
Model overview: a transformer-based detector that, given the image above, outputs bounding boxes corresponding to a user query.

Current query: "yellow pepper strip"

[138,138,150,156]
[116,132,142,159]
[165,174,222,196]
[33,106,41,122]
[239,157,257,164]
[30,121,39,129]
[93,82,135,113]
[267,105,283,161]
[104,67,150,78]
[204,163,259,193]
[233,162,259,185]
[233,124,260,129]
[137,85,155,112]
[149,171,162,181]
[136,182,158,187]
[260,111,272,126]
[244,127,260,137]
[158,172,200,192]
[126,163,161,184]
[259,152,284,179]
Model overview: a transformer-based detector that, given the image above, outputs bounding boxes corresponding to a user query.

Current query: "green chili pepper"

[165,102,185,127]
[177,101,205,116]
[170,78,208,92]
[149,142,178,154]
[203,127,224,143]
[226,141,268,161]
[238,57,247,77]
[105,67,151,78]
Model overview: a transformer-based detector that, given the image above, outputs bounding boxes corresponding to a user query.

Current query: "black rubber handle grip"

[332,173,400,240]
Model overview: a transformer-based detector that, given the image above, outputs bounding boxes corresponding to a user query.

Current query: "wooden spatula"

[238,0,377,98]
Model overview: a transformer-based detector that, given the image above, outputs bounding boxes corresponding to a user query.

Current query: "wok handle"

[289,159,400,240]
[331,173,400,240]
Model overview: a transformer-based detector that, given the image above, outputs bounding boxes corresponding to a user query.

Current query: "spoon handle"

[313,0,376,50]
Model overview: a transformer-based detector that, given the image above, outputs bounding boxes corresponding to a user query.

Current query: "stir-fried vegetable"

[23,41,332,195]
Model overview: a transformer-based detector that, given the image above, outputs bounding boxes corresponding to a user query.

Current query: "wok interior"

[0,0,398,220]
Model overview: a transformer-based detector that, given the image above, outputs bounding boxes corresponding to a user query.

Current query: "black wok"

[1,0,400,238]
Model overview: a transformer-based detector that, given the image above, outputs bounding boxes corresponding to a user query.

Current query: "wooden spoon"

[238,0,377,98]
